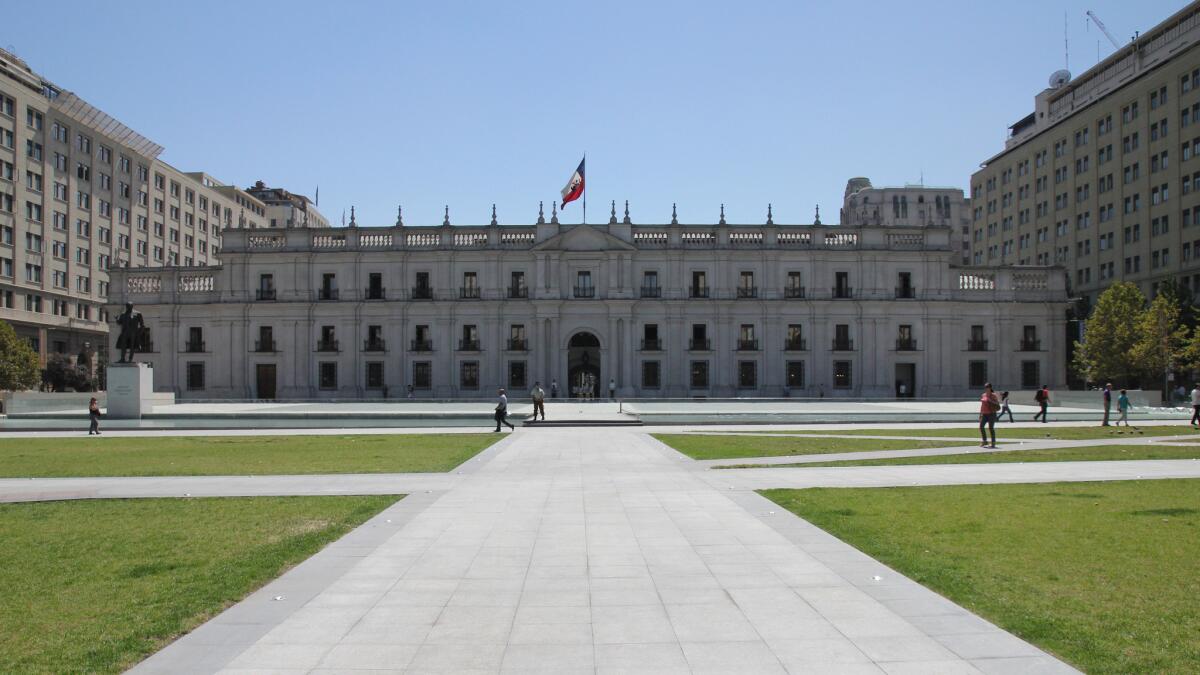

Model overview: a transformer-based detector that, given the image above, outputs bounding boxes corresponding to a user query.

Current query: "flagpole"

[582,152,587,225]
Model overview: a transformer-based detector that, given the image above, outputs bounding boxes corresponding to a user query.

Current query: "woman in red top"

[979,383,999,448]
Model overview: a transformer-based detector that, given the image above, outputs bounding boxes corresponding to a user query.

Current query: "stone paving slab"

[126,428,1079,674]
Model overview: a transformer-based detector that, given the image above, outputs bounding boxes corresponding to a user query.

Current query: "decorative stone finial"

[766,203,774,225]
[537,201,545,225]
[623,200,631,224]
[490,204,498,226]
[443,205,450,226]
[395,204,403,226]
[814,204,822,225]
[551,201,559,224]
[719,203,726,225]
[349,206,357,227]
[609,200,617,225]
[671,203,678,225]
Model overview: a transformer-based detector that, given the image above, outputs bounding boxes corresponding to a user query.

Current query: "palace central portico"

[107,199,1068,400]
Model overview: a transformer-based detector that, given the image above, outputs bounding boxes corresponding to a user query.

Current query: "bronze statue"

[114,302,145,363]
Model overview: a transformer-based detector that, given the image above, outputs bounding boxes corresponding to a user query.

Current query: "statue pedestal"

[107,362,154,419]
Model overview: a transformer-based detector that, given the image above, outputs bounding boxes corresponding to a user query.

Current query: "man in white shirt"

[1191,384,1200,427]
[530,382,546,421]
[494,388,515,432]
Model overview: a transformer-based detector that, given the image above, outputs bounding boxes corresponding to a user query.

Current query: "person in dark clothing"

[979,383,999,448]
[1033,385,1050,423]
[493,388,515,432]
[88,397,101,435]
[1101,383,1113,426]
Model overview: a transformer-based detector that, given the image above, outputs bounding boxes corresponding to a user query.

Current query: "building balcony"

[255,288,276,301]
[411,287,433,300]
[689,286,710,298]
[641,338,662,351]
[317,288,338,301]
[967,339,989,351]
[640,286,661,298]
[784,287,806,299]
[184,341,205,353]
[574,286,595,298]
[316,339,339,352]
[688,338,711,351]
[1019,339,1041,351]
[459,287,481,299]
[364,288,386,300]
[832,339,855,351]
[506,338,528,351]
[736,339,759,351]
[410,339,433,352]
[508,286,528,299]
[363,339,386,352]
[737,286,759,299]
[832,287,854,299]
[253,339,277,352]
[895,286,916,299]
[784,338,807,351]
[895,338,918,351]
[458,339,481,351]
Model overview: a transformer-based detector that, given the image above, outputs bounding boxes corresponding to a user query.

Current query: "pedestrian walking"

[1033,384,1050,423]
[999,391,1014,422]
[88,397,101,435]
[1117,389,1132,426]
[493,388,515,432]
[530,381,546,421]
[550,379,558,399]
[407,384,414,399]
[979,383,1000,448]
[1191,383,1200,426]
[608,378,616,400]
[1101,382,1113,426]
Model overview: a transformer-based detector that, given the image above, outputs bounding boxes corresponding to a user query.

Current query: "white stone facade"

[107,215,1070,400]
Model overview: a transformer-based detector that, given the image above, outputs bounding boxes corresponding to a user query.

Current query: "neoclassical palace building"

[107,198,1069,400]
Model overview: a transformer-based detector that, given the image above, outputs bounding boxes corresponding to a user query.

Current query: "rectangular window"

[1021,361,1040,389]
[186,363,205,390]
[642,361,661,389]
[413,361,432,389]
[319,362,338,390]
[366,362,384,389]
[460,361,480,389]
[737,361,757,389]
[689,360,709,389]
[833,360,853,389]
[785,361,805,389]
[968,361,988,388]
[508,361,527,389]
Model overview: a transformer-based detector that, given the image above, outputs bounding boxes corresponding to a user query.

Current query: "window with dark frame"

[690,360,709,388]
[737,361,757,388]
[366,362,384,389]
[186,362,205,390]
[833,360,852,388]
[642,361,661,389]
[460,361,480,389]
[1021,361,1040,389]
[969,360,988,387]
[508,361,527,389]
[319,362,337,390]
[413,361,432,389]
[785,361,805,388]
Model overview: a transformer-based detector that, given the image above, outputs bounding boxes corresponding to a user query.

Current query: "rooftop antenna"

[1064,11,1070,71]
[1086,11,1121,52]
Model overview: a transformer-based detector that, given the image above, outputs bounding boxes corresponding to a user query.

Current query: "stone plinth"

[106,363,154,419]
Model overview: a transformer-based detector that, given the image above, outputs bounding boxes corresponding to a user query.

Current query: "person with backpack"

[1101,383,1113,426]
[999,391,1014,422]
[979,383,1000,448]
[1117,389,1132,427]
[1033,384,1050,423]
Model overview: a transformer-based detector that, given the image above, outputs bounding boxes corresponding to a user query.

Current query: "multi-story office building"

[841,177,972,263]
[245,180,329,229]
[0,49,323,361]
[108,200,1068,400]
[970,1,1200,305]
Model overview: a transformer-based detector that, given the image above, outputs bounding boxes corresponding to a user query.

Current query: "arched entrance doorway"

[568,332,601,398]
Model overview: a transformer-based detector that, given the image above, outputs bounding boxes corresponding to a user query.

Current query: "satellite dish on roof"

[1048,69,1072,88]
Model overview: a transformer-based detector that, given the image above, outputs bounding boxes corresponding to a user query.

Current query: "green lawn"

[652,433,967,460]
[754,425,1195,441]
[719,443,1200,469]
[0,495,399,673]
[762,480,1200,674]
[0,434,498,477]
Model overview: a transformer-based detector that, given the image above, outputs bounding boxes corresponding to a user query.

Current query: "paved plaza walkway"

[105,428,1099,674]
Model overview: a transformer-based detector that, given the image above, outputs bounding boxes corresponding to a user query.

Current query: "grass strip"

[0,434,498,477]
[653,433,966,460]
[0,495,399,673]
[746,426,1195,441]
[717,443,1200,468]
[762,480,1200,674]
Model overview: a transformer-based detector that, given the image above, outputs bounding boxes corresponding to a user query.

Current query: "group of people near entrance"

[978,382,1133,447]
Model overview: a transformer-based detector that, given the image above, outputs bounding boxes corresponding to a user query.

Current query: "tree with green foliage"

[1072,282,1146,386]
[1131,292,1189,388]
[1155,278,1198,328]
[0,320,40,391]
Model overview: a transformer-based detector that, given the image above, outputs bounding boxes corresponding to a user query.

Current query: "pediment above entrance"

[532,225,635,252]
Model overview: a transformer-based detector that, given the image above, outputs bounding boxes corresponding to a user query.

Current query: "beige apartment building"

[0,48,322,362]
[971,1,1200,306]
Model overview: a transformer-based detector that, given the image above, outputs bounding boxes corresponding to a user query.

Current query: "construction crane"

[1087,10,1122,50]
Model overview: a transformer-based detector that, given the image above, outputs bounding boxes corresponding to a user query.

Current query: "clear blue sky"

[6,0,1185,226]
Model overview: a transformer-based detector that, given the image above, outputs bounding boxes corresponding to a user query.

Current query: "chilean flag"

[560,157,585,208]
